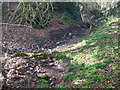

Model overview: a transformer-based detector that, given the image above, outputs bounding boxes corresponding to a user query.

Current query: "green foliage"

[34,13,120,89]
[3,2,119,88]
[103,57,112,63]
[93,62,107,68]
[36,79,49,88]
[82,79,93,85]
[62,72,74,80]
[106,84,114,88]
[52,53,68,60]
[53,2,82,23]
[92,52,105,61]
[53,2,82,25]
[66,64,76,72]
[58,15,119,88]
[91,75,104,80]
[87,67,98,74]
[111,64,120,70]
[55,82,65,88]
[60,12,76,25]
[2,2,53,29]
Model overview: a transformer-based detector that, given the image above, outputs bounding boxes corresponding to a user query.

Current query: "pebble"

[34,66,41,73]
[56,42,60,44]
[69,33,72,36]
[49,63,54,66]
[30,67,33,70]
[26,71,30,73]
[72,36,76,38]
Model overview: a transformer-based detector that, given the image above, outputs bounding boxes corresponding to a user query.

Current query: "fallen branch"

[9,52,52,58]
[0,23,32,28]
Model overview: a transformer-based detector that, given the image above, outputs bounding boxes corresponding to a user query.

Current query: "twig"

[0,23,32,28]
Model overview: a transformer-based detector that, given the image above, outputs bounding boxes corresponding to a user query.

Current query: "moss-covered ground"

[50,16,119,88]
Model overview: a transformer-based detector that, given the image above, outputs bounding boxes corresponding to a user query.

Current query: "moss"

[37,74,49,79]
[36,79,49,88]
[9,52,53,57]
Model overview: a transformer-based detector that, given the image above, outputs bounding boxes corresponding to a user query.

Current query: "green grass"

[54,16,119,88]
[36,79,49,88]
[55,82,66,88]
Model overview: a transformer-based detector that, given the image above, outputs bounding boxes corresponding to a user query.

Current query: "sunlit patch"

[73,79,86,85]
[72,40,87,49]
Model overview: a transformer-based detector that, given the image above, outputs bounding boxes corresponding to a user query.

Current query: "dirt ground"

[0,21,88,89]
[1,21,87,54]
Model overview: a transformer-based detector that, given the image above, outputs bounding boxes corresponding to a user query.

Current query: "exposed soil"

[0,21,88,89]
[1,21,87,54]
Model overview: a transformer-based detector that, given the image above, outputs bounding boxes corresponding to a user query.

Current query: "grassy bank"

[54,16,119,88]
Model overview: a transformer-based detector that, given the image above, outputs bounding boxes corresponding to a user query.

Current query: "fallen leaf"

[98,68,105,73]
[73,79,86,85]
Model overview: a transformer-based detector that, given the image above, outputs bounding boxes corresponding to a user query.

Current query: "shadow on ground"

[1,24,88,54]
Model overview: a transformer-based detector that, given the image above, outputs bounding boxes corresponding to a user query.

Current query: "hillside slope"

[52,16,119,88]
[1,16,119,89]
